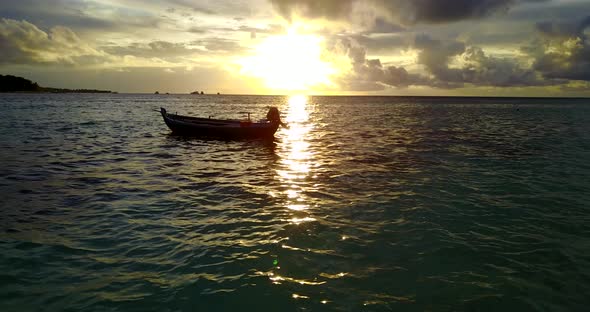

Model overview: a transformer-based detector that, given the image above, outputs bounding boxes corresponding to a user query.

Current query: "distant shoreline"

[1,75,588,98]
[1,90,116,94]
[0,74,115,94]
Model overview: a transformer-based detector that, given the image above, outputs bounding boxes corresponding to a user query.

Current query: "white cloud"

[0,18,111,65]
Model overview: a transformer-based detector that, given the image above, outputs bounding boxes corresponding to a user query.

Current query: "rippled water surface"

[1,94,590,311]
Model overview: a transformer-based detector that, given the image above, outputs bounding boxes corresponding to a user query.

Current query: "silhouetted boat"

[160,107,283,139]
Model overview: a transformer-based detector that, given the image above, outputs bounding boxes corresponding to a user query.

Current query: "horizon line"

[5,92,587,99]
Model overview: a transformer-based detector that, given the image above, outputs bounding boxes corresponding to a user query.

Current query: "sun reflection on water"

[267,95,350,299]
[277,95,315,216]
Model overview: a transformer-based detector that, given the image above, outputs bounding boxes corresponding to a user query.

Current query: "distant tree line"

[0,75,113,93]
[0,75,40,92]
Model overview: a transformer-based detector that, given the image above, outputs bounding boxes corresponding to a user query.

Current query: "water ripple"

[1,94,590,311]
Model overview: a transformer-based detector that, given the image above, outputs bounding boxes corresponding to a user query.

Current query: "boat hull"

[160,108,280,139]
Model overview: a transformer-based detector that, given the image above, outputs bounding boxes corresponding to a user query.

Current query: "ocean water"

[1,93,590,311]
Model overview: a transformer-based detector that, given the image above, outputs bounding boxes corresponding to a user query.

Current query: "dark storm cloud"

[391,0,513,24]
[525,16,590,81]
[504,0,584,22]
[535,16,590,38]
[269,0,531,25]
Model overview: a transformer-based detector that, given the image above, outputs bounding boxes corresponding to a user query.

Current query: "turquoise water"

[1,94,590,311]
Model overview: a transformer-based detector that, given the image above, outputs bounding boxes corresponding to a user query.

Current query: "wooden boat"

[160,107,282,139]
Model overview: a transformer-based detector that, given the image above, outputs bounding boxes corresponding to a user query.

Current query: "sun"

[238,27,336,92]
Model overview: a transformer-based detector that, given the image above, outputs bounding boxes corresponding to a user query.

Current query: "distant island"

[190,91,221,95]
[0,74,114,93]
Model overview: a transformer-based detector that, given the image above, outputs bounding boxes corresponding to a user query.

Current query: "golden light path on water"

[279,95,315,223]
[259,95,348,303]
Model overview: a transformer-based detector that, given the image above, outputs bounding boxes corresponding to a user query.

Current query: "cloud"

[332,38,436,90]
[0,0,161,32]
[0,16,247,72]
[166,0,217,15]
[349,33,408,54]
[524,16,590,81]
[270,0,356,21]
[103,38,244,62]
[414,34,466,83]
[191,23,285,38]
[414,34,545,87]
[535,16,590,38]
[269,0,522,25]
[385,0,514,24]
[103,41,201,60]
[235,24,285,38]
[362,18,405,34]
[0,18,110,65]
[459,46,544,86]
[192,38,245,53]
[187,26,208,34]
[332,33,547,91]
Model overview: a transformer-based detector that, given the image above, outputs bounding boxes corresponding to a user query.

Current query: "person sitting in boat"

[267,107,281,123]
[266,107,287,128]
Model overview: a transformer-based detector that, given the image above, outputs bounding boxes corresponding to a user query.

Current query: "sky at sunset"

[1,0,589,96]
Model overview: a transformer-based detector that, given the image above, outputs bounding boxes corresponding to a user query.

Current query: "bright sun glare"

[238,27,336,91]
